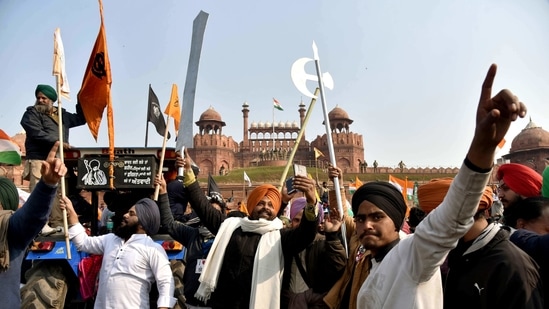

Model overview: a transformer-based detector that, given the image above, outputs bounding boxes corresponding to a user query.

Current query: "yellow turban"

[418,178,493,214]
[246,184,281,215]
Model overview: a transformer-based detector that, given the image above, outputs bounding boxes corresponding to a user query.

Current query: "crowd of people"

[0,63,548,308]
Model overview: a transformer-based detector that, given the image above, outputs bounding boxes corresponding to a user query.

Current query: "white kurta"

[70,224,176,309]
[357,164,490,308]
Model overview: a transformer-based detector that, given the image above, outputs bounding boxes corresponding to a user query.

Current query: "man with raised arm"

[355,64,528,308]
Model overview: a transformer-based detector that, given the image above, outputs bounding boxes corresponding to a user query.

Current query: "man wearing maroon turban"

[496,163,542,209]
[179,149,319,309]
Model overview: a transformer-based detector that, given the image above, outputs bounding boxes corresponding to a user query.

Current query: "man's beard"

[114,222,139,240]
[35,103,53,114]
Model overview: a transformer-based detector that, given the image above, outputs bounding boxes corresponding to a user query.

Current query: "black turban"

[352,182,407,230]
[0,177,19,211]
[35,84,58,102]
[134,198,160,235]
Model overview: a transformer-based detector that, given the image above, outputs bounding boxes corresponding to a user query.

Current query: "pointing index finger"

[480,63,497,102]
[47,141,61,161]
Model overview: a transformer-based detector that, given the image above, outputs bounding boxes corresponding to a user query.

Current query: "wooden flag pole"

[277,88,320,191]
[54,75,71,260]
[153,114,171,200]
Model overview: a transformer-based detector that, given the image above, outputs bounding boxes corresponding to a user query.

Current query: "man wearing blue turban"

[62,194,176,308]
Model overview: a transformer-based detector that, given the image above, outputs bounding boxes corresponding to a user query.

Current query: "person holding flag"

[20,85,86,233]
[21,85,86,192]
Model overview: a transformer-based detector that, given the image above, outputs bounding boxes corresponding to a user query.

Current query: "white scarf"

[195,217,284,308]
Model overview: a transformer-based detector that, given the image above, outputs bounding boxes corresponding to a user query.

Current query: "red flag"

[164,84,181,133]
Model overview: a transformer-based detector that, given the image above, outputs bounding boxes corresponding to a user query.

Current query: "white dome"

[251,121,258,128]
[258,121,265,128]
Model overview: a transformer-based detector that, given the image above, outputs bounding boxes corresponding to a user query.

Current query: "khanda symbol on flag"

[290,42,334,99]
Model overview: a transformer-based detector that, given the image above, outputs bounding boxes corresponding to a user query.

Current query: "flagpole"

[315,157,319,185]
[277,88,320,190]
[312,41,347,256]
[272,102,275,151]
[54,75,71,260]
[153,115,171,200]
[53,28,71,259]
[145,84,150,147]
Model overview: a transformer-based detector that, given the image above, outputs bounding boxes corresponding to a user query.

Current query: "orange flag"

[78,0,113,142]
[354,176,363,188]
[164,84,181,133]
[78,0,115,188]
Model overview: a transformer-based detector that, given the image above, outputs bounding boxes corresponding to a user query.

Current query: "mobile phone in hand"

[286,177,297,195]
[293,164,307,178]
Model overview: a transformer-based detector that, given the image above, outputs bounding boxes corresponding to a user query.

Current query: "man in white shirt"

[355,64,528,308]
[61,196,176,309]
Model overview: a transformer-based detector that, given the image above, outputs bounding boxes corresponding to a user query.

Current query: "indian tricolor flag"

[0,129,21,165]
[273,98,283,111]
[388,175,413,200]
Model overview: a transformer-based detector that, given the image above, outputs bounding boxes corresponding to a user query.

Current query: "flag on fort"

[313,147,324,159]
[243,171,252,187]
[147,84,170,139]
[78,0,113,142]
[0,129,21,165]
[273,98,283,111]
[388,175,413,200]
[164,84,181,132]
[52,28,70,100]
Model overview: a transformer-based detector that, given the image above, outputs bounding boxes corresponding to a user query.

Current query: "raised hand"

[293,175,317,205]
[324,206,342,233]
[154,174,167,194]
[41,141,67,186]
[468,64,527,169]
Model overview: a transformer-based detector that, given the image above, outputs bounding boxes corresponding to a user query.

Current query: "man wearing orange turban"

[496,163,542,209]
[418,178,493,214]
[417,177,543,308]
[178,149,319,309]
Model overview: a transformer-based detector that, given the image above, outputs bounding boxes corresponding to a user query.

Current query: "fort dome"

[328,105,351,121]
[510,119,549,153]
[199,106,222,122]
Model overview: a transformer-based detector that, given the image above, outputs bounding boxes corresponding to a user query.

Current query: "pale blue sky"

[1,0,548,168]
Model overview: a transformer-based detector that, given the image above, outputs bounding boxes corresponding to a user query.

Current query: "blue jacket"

[1,181,56,308]
[510,229,549,308]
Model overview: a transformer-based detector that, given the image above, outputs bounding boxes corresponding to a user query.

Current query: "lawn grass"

[198,165,458,186]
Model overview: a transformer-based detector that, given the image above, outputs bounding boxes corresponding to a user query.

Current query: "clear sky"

[1,0,549,168]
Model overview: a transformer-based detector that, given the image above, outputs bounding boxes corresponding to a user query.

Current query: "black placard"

[77,156,157,189]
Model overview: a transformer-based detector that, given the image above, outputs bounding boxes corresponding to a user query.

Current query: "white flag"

[243,171,252,187]
[53,28,70,100]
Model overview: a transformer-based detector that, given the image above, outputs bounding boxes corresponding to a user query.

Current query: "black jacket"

[157,193,213,307]
[444,228,544,309]
[21,104,86,160]
[186,181,318,309]
[510,229,549,309]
